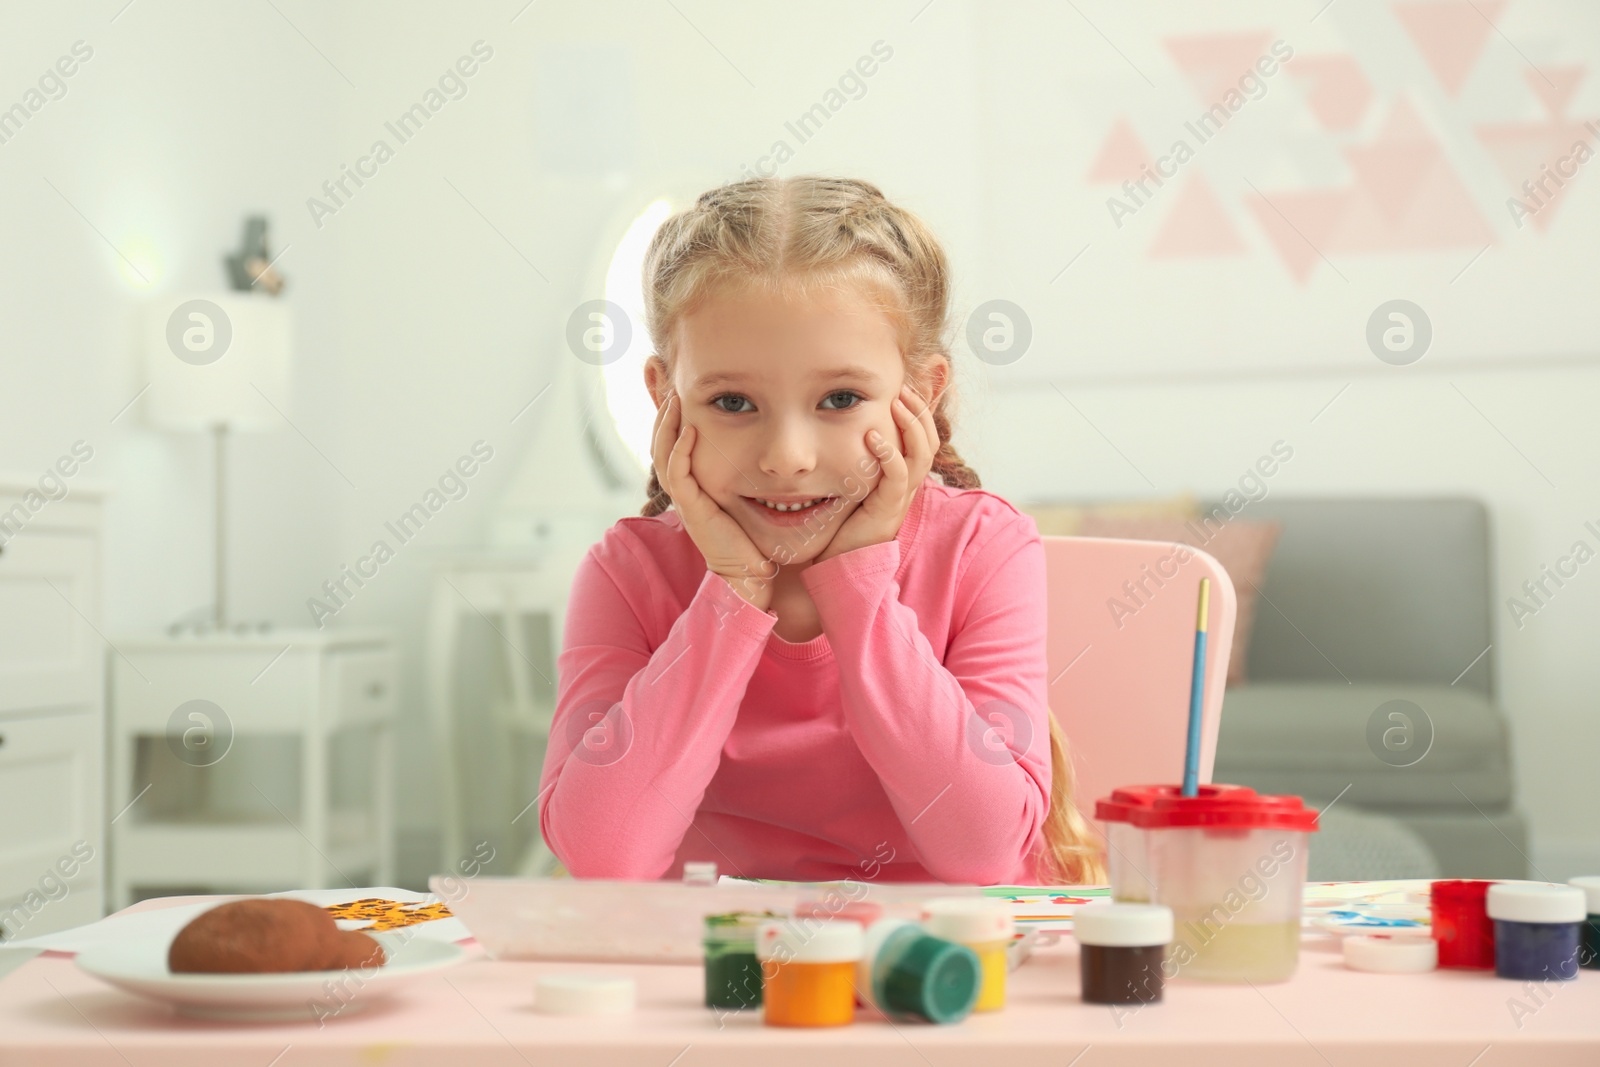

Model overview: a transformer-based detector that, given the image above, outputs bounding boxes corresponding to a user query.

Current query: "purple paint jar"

[1486,883,1585,982]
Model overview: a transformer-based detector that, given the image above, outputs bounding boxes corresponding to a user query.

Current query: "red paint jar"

[1431,879,1496,969]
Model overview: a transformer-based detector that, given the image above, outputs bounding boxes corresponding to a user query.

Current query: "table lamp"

[143,293,293,632]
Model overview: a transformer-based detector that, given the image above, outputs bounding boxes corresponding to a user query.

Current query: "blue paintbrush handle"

[1182,628,1207,797]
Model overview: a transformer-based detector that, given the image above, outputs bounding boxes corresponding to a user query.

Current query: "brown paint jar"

[1074,903,1173,1005]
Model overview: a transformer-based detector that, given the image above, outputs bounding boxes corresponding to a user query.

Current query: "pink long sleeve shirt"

[538,474,1051,885]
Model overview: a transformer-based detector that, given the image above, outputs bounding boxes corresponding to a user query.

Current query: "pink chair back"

[1040,536,1237,818]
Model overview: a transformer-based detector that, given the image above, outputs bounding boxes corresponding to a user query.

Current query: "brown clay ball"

[322,928,388,970]
[168,898,387,974]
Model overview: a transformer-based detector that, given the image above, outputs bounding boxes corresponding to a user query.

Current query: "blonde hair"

[1037,708,1108,885]
[636,173,1105,887]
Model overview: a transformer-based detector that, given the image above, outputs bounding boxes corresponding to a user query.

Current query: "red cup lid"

[1095,786,1160,822]
[1095,783,1255,823]
[1136,789,1319,831]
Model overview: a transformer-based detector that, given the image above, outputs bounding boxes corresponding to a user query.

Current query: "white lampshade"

[143,294,293,432]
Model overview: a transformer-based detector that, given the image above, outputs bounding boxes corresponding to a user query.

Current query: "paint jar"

[1431,880,1496,969]
[1487,883,1586,982]
[703,911,779,1010]
[797,899,884,1008]
[1096,784,1256,904]
[1570,877,1600,970]
[1073,903,1173,1005]
[920,898,1014,1012]
[536,974,635,1015]
[1342,934,1437,974]
[855,919,980,1024]
[1142,790,1317,983]
[755,919,863,1027]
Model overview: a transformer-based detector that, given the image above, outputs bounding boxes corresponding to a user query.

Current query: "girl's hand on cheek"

[815,383,939,564]
[651,392,776,611]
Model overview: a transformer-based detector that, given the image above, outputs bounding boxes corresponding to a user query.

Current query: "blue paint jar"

[1486,883,1586,982]
[1571,877,1600,970]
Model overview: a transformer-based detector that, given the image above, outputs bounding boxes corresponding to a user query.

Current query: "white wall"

[3,0,1595,883]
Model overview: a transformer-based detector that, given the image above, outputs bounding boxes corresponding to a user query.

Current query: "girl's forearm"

[802,532,1052,884]
[539,564,776,878]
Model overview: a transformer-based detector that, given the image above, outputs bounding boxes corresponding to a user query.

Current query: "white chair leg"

[374,721,396,886]
[427,573,465,874]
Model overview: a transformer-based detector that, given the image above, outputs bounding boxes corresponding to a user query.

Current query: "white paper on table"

[3,887,473,954]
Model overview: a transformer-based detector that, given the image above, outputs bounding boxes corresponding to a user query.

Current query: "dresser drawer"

[0,531,100,715]
[111,644,317,734]
[0,709,103,937]
[327,650,395,729]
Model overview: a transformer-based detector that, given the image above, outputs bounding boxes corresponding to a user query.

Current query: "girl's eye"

[711,394,753,414]
[820,390,863,411]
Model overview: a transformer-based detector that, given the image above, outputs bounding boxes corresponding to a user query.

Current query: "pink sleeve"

[800,515,1051,883]
[538,549,777,879]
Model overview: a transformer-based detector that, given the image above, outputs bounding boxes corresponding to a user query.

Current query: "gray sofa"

[1207,497,1529,880]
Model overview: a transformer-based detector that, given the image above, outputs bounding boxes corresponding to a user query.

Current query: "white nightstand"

[108,629,395,909]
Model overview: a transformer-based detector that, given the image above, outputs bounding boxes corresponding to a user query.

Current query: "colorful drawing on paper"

[323,898,456,932]
[1302,879,1433,934]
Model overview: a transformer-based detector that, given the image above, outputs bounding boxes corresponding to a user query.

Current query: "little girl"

[538,175,1105,886]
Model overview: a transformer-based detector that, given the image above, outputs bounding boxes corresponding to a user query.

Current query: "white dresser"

[0,478,106,942]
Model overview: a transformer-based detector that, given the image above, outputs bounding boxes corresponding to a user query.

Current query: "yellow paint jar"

[921,898,1015,1012]
[755,919,863,1027]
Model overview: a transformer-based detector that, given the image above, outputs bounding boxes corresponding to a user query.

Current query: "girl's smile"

[741,493,842,525]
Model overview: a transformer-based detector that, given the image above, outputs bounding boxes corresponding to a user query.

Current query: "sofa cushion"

[1020,493,1200,536]
[1201,498,1494,696]
[1212,682,1512,809]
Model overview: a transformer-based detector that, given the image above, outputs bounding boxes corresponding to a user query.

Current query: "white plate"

[74,931,465,1021]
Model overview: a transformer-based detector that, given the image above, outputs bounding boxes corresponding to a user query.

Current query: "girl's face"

[647,282,944,568]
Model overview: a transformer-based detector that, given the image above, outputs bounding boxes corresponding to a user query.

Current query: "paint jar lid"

[1487,883,1587,924]
[536,974,635,1015]
[1431,879,1494,906]
[1072,903,1174,947]
[1569,876,1600,914]
[682,861,717,885]
[1343,934,1438,973]
[704,910,782,943]
[859,919,980,1024]
[755,918,863,963]
[921,897,1015,943]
